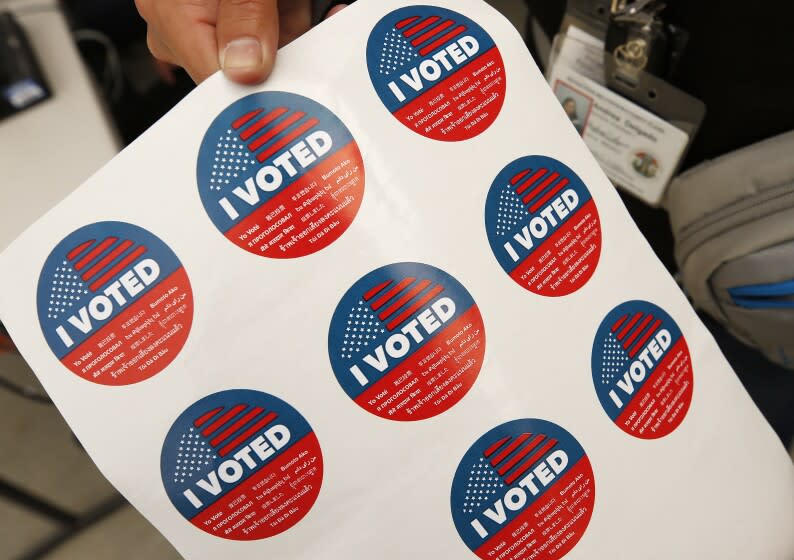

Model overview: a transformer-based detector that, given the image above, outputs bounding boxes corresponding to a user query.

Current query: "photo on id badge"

[553,80,594,136]
[366,5,507,141]
[36,221,194,385]
[196,91,365,258]
[484,155,602,296]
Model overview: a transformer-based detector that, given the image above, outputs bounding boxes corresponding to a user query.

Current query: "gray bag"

[666,130,794,369]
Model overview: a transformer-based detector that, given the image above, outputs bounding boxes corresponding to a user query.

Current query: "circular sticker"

[328,262,485,421]
[197,91,365,258]
[161,389,323,540]
[485,156,602,296]
[36,221,193,385]
[451,419,595,560]
[592,300,694,439]
[366,5,506,141]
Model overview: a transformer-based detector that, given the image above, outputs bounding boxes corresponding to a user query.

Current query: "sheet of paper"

[0,1,792,558]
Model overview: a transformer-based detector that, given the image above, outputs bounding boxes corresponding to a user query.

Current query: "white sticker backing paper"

[0,1,792,559]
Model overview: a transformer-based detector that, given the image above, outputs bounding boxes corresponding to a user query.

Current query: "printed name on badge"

[36,221,193,385]
[197,91,365,258]
[161,389,323,540]
[328,262,486,421]
[592,300,694,439]
[485,155,602,296]
[367,5,506,141]
[451,419,595,560]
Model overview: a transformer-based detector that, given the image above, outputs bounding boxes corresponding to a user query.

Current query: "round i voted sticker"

[36,221,193,385]
[197,91,365,258]
[367,5,507,141]
[451,419,595,560]
[485,156,602,296]
[161,389,323,540]
[592,300,694,439]
[328,262,486,421]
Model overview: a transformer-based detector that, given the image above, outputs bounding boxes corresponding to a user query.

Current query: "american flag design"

[328,262,484,419]
[331,264,459,367]
[196,91,362,248]
[591,300,693,435]
[161,389,322,540]
[37,221,190,364]
[376,12,468,76]
[451,419,595,557]
[485,155,602,297]
[366,5,503,113]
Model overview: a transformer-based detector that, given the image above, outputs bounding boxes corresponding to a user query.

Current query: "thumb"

[217,0,279,84]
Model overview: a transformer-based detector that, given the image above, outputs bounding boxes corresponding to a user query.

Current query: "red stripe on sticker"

[218,412,278,457]
[418,25,467,56]
[256,118,320,163]
[201,404,247,437]
[378,279,431,321]
[515,169,547,196]
[612,314,629,333]
[73,237,118,271]
[504,439,558,485]
[67,239,96,261]
[194,407,224,428]
[364,279,394,301]
[496,434,546,476]
[622,314,654,350]
[402,15,439,36]
[385,284,444,331]
[410,20,454,47]
[248,111,305,152]
[489,433,531,468]
[522,172,560,205]
[628,319,663,358]
[88,246,147,292]
[210,407,265,447]
[510,169,530,185]
[81,240,134,282]
[529,177,570,213]
[396,15,421,29]
[239,107,289,141]
[483,436,511,458]
[617,313,643,341]
[371,277,415,311]
[232,108,263,130]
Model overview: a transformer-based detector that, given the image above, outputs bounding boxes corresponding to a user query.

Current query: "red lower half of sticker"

[474,457,595,560]
[394,47,506,141]
[189,433,323,540]
[354,305,485,421]
[615,337,693,439]
[509,200,601,297]
[225,141,364,258]
[61,268,193,385]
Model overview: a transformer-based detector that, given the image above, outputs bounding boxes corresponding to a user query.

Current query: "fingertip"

[326,4,347,18]
[219,36,276,84]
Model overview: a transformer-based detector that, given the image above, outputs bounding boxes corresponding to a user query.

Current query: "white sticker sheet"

[0,1,792,559]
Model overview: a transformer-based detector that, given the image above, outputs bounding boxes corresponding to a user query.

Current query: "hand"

[135,0,346,85]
